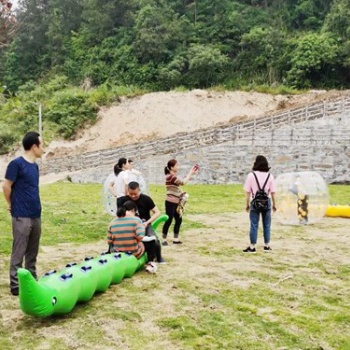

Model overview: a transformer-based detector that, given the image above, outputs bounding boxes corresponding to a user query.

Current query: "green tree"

[63,0,139,85]
[133,1,187,64]
[322,0,350,83]
[80,0,137,45]
[185,44,229,87]
[291,0,331,30]
[285,33,340,88]
[158,54,186,89]
[236,26,286,84]
[3,0,51,90]
[46,0,83,67]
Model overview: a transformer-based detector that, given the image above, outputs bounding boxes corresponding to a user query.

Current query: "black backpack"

[251,172,270,212]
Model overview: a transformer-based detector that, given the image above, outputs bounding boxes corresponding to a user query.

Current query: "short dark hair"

[117,200,137,217]
[128,181,140,190]
[252,155,270,172]
[22,131,40,151]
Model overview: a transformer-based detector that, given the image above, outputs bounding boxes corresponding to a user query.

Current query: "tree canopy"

[0,0,348,92]
[1,0,349,153]
[0,0,17,48]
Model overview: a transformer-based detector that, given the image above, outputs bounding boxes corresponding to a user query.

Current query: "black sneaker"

[264,246,272,252]
[243,246,256,253]
[10,288,19,296]
[162,241,168,246]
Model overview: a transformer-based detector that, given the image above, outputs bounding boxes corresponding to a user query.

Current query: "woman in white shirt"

[109,158,130,207]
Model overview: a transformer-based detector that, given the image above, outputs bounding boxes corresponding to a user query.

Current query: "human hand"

[142,220,150,227]
[191,164,199,174]
[272,205,277,212]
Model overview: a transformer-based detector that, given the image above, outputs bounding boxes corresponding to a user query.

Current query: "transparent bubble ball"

[275,171,329,225]
[101,173,148,216]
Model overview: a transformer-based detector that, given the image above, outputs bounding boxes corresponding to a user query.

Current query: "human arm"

[109,181,117,197]
[182,165,198,185]
[106,225,115,253]
[269,174,277,212]
[243,173,253,212]
[124,184,128,196]
[2,179,13,213]
[245,192,251,212]
[106,234,113,246]
[271,192,277,212]
[123,173,129,196]
[135,218,146,242]
[130,168,142,176]
[143,205,160,227]
[107,225,113,246]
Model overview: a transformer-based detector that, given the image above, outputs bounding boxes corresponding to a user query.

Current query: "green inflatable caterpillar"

[17,215,167,317]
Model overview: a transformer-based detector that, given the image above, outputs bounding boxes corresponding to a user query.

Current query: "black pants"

[162,201,182,239]
[143,241,156,262]
[146,225,162,262]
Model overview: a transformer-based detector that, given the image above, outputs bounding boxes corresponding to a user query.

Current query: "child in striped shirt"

[107,201,157,270]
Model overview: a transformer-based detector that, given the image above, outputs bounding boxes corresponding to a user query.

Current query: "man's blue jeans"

[249,199,271,245]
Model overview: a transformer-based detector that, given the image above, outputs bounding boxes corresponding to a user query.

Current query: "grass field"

[0,183,349,350]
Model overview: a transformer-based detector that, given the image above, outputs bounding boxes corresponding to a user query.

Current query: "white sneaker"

[145,262,157,273]
[142,236,156,242]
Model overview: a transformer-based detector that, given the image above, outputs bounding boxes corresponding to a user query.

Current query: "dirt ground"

[1,89,349,348]
[1,211,349,349]
[2,211,348,292]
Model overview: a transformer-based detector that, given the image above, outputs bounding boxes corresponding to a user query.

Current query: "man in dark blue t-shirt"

[2,131,44,296]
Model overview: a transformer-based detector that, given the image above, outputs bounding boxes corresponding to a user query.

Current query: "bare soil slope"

[0,89,344,179]
[43,89,337,159]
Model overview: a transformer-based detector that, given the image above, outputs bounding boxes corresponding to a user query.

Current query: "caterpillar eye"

[52,297,57,306]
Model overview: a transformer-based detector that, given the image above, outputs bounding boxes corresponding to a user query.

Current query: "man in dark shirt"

[119,181,165,263]
[2,131,44,296]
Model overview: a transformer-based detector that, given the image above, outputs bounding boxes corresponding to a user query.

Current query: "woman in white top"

[109,158,130,207]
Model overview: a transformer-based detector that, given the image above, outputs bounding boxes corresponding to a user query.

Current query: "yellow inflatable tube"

[326,205,350,218]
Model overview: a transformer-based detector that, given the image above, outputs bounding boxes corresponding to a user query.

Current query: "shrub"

[0,129,18,155]
[45,89,98,139]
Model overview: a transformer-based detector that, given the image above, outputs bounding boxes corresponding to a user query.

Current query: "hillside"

[43,89,336,159]
[0,88,344,180]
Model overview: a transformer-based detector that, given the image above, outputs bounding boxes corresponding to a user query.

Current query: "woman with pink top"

[243,155,277,253]
[162,159,198,245]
